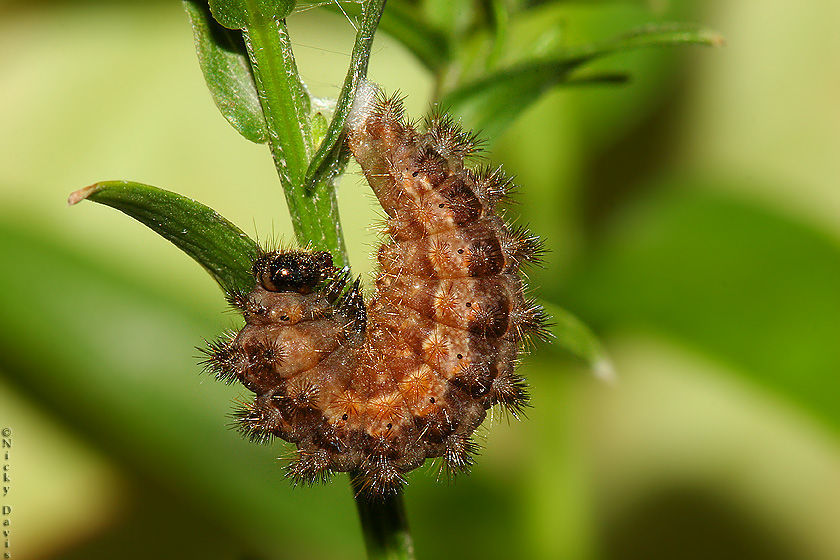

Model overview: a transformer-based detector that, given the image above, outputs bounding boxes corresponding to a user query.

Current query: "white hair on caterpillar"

[346,79,380,133]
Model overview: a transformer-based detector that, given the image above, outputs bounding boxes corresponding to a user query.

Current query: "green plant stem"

[351,473,415,560]
[243,10,348,264]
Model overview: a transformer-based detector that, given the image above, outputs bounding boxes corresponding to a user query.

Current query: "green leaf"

[442,23,722,140]
[184,0,268,143]
[303,0,385,194]
[562,185,840,433]
[542,301,615,382]
[441,59,577,140]
[570,22,725,55]
[68,181,260,295]
[208,0,296,30]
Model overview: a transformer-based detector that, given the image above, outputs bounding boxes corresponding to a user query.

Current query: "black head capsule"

[254,251,335,294]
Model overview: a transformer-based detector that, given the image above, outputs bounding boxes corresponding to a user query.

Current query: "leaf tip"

[68,183,102,206]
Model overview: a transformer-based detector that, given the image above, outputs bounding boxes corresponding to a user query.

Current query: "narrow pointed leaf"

[441,59,582,140]
[542,300,615,382]
[303,0,385,194]
[442,23,722,139]
[572,23,725,55]
[184,0,268,143]
[68,181,259,295]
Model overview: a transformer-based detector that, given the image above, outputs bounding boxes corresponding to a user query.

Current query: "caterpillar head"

[253,250,335,294]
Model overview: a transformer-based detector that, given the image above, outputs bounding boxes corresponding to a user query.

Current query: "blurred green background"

[1,1,839,559]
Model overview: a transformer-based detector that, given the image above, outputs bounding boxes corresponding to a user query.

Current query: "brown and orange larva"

[201,82,549,497]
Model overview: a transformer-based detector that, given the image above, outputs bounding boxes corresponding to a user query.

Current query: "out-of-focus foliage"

[564,184,840,433]
[1,1,839,560]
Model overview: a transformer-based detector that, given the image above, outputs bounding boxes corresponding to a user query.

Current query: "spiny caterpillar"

[202,82,549,497]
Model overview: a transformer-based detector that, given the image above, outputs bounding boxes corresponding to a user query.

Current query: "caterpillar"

[202,82,549,497]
